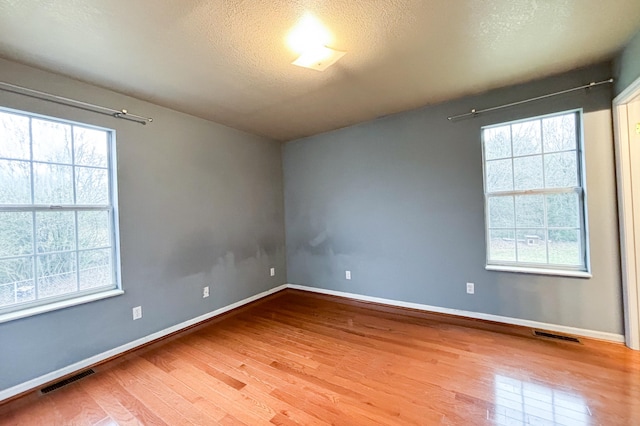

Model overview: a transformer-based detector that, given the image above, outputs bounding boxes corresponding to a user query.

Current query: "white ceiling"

[0,1,639,141]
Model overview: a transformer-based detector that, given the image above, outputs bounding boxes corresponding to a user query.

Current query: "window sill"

[485,265,592,278]
[0,289,124,324]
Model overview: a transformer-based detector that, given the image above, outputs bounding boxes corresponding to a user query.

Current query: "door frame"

[613,75,640,350]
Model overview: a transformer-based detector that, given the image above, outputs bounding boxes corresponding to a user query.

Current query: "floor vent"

[40,369,95,394]
[533,330,580,343]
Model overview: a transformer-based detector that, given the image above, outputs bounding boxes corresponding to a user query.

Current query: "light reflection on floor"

[492,375,591,426]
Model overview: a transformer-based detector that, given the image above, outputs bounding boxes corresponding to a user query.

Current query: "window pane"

[36,211,75,253]
[515,195,544,228]
[548,230,581,266]
[0,212,33,257]
[0,111,30,160]
[543,114,576,153]
[546,193,579,227]
[0,281,15,308]
[544,152,578,188]
[76,167,109,205]
[74,127,108,167]
[78,211,110,249]
[485,159,513,192]
[0,257,34,307]
[79,249,112,290]
[37,252,77,298]
[484,126,511,160]
[516,230,547,264]
[0,159,31,204]
[33,163,73,204]
[513,155,543,190]
[489,230,516,262]
[32,119,72,164]
[512,121,541,157]
[488,196,514,228]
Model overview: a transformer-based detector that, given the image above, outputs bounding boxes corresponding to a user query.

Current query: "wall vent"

[40,369,95,394]
[533,330,580,343]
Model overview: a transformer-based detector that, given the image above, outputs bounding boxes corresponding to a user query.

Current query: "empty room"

[1,1,640,425]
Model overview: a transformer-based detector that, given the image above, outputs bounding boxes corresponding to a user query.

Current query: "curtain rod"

[447,78,614,121]
[0,81,153,125]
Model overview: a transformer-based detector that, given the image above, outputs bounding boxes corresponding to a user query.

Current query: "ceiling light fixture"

[291,46,346,71]
[287,13,345,71]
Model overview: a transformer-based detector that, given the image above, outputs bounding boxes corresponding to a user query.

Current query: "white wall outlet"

[132,306,142,320]
[270,267,276,277]
[345,270,351,280]
[203,286,209,298]
[466,282,475,294]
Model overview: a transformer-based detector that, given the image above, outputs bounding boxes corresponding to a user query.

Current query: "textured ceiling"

[0,1,639,141]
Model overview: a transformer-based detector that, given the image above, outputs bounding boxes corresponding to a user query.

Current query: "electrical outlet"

[203,286,209,298]
[345,270,351,280]
[132,306,142,320]
[270,267,276,277]
[466,282,475,294]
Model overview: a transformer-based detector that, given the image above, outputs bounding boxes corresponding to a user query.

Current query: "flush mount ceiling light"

[291,46,346,71]
[287,13,345,71]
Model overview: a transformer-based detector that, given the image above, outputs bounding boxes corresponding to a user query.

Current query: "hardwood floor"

[2,289,640,425]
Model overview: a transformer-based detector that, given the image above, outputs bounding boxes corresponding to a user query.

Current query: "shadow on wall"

[164,228,283,282]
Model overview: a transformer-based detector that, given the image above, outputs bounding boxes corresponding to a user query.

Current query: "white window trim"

[481,109,591,277]
[0,106,123,320]
[485,265,592,278]
[0,289,123,324]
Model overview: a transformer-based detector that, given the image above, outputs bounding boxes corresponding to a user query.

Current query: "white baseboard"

[2,281,626,402]
[286,284,626,344]
[0,284,288,402]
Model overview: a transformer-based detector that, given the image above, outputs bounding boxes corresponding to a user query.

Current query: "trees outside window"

[0,109,118,312]
[482,111,589,274]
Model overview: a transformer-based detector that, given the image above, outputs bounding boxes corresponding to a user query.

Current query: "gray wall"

[614,29,640,95]
[0,58,286,391]
[283,63,623,335]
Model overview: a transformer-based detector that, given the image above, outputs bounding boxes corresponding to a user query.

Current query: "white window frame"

[481,109,591,277]
[0,106,123,323]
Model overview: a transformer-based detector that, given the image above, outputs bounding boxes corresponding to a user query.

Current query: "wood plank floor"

[2,289,640,425]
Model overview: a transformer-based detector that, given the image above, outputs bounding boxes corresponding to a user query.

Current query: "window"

[482,110,589,275]
[0,107,120,317]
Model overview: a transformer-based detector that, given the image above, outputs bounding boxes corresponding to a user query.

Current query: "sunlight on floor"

[492,375,590,425]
